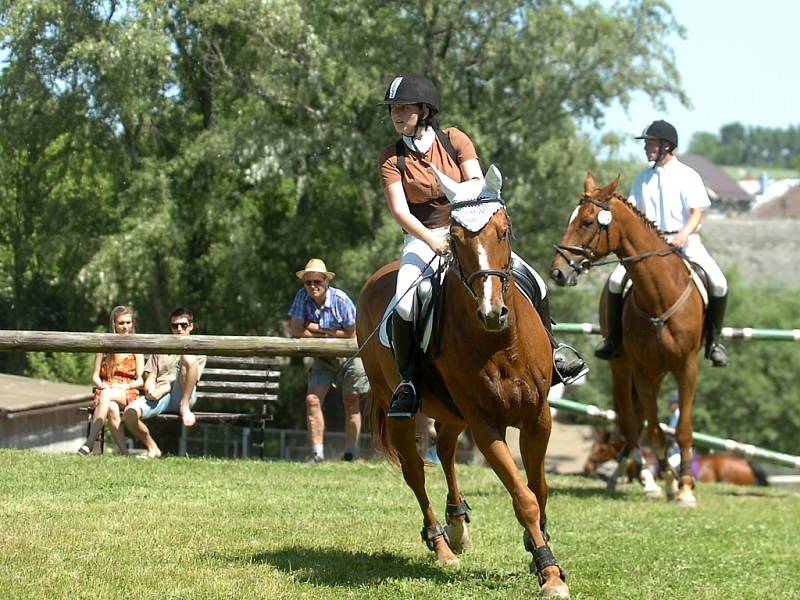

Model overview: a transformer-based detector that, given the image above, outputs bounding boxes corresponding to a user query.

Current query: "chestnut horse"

[584,428,769,487]
[356,167,569,597]
[550,173,705,507]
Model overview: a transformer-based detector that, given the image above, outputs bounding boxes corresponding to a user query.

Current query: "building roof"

[750,184,800,218]
[0,373,92,415]
[680,154,754,208]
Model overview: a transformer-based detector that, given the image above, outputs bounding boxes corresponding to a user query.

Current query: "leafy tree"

[688,122,800,169]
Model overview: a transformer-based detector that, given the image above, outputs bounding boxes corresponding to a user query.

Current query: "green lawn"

[1,450,798,599]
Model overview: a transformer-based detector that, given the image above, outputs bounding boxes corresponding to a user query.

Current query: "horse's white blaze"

[476,242,494,312]
[568,205,580,223]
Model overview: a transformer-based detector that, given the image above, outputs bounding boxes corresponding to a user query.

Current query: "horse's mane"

[609,192,674,246]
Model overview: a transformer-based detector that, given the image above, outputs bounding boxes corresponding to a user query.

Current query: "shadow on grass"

[236,546,495,587]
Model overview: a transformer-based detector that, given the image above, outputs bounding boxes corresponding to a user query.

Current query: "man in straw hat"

[288,258,369,462]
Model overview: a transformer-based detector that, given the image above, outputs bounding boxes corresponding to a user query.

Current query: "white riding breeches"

[395,227,449,322]
[607,234,727,297]
[394,227,548,322]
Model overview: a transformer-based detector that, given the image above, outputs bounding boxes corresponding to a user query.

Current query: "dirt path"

[467,417,594,475]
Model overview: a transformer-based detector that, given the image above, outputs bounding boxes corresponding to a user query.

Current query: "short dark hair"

[170,306,194,322]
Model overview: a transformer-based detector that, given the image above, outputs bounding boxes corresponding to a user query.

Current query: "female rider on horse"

[593,120,730,367]
[377,73,586,419]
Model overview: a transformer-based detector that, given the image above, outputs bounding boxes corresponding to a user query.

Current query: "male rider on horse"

[594,120,731,367]
[378,73,587,419]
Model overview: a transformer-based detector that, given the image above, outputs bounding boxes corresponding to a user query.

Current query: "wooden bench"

[84,355,284,458]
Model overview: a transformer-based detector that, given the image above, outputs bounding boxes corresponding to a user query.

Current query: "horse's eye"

[499,229,509,241]
[580,218,594,228]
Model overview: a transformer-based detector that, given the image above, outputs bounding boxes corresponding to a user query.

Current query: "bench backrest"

[195,355,283,405]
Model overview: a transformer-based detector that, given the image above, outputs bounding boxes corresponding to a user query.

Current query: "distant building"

[680,154,754,213]
[0,373,91,452]
[750,184,800,219]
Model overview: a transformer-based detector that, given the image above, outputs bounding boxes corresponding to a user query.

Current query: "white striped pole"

[548,396,800,470]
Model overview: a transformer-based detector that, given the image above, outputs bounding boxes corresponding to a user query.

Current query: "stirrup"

[553,343,589,385]
[706,343,730,367]
[388,380,418,419]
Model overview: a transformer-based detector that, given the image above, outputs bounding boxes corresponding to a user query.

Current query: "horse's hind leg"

[435,422,470,554]
[387,418,458,565]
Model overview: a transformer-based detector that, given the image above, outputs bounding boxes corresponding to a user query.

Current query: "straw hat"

[296,258,335,280]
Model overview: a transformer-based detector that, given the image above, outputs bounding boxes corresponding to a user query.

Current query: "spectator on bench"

[288,258,370,463]
[78,305,144,456]
[123,307,207,459]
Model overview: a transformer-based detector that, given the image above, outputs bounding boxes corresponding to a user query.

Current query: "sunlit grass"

[0,450,798,599]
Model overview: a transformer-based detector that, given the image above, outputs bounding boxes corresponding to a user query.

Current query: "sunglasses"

[171,321,192,331]
[304,279,325,287]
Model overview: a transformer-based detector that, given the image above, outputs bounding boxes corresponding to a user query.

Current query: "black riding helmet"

[635,120,678,150]
[380,73,439,116]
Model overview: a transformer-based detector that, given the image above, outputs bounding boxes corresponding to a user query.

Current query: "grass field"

[1,450,798,599]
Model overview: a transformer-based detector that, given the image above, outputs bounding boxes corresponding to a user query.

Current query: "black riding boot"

[594,290,623,360]
[705,294,730,367]
[538,295,588,385]
[388,313,419,419]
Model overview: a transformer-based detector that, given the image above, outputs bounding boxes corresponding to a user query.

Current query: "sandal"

[77,445,91,456]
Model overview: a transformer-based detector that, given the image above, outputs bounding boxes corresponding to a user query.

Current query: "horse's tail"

[747,459,770,486]
[367,390,401,466]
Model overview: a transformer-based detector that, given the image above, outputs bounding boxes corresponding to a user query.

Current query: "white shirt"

[627,157,710,233]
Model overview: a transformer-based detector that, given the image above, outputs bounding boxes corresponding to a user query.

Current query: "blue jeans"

[128,375,197,420]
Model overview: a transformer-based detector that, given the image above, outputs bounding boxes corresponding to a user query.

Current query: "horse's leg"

[435,422,471,554]
[386,417,458,565]
[632,372,666,499]
[608,359,641,493]
[473,420,568,598]
[673,360,699,507]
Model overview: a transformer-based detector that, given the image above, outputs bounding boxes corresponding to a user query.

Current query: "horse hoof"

[444,521,470,554]
[644,486,663,498]
[678,492,697,508]
[436,552,460,566]
[541,580,570,598]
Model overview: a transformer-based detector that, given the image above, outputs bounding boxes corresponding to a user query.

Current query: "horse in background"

[357,166,569,598]
[551,173,706,507]
[584,428,769,487]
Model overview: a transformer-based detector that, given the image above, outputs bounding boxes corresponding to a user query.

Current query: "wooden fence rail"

[0,330,356,358]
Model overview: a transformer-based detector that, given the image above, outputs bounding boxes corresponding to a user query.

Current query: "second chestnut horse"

[551,173,705,507]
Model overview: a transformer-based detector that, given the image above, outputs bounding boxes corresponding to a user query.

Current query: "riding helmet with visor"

[635,120,678,150]
[380,73,439,115]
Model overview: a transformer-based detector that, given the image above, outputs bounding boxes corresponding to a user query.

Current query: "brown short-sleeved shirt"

[378,127,479,228]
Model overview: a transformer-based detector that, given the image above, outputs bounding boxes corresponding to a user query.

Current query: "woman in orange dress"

[77,306,144,455]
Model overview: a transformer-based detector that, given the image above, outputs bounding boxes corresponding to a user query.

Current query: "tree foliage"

[10,1,796,453]
[688,122,800,169]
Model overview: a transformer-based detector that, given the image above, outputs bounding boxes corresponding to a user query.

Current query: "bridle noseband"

[448,198,512,301]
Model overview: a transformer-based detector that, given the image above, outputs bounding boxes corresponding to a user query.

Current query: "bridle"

[553,195,680,276]
[448,198,512,301]
[552,196,614,274]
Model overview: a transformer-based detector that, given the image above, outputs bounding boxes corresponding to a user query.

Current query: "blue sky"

[597,1,800,158]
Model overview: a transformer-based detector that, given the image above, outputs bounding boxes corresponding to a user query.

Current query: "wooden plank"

[154,412,268,422]
[194,392,278,402]
[197,381,278,390]
[0,331,355,358]
[205,356,286,366]
[201,368,271,378]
